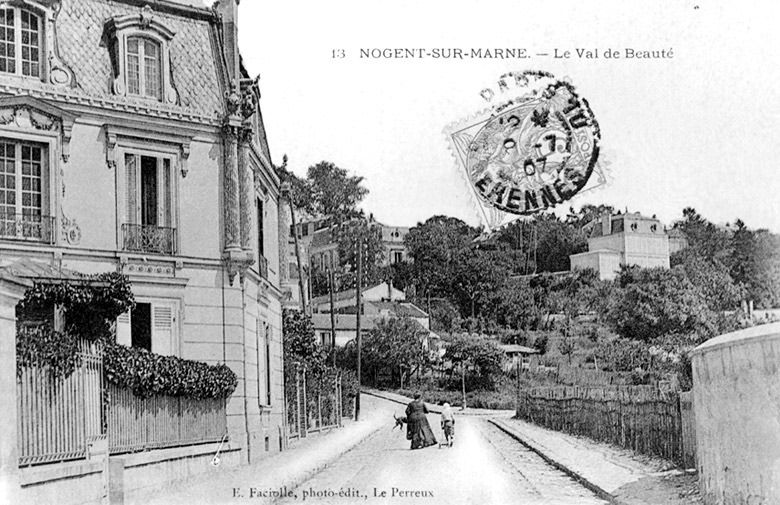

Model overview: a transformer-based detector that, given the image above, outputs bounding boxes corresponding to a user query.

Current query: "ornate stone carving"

[0,96,77,163]
[61,213,81,245]
[46,0,77,88]
[105,129,118,170]
[223,123,241,252]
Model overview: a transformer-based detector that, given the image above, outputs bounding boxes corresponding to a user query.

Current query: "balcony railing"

[122,223,176,255]
[258,254,268,280]
[0,211,55,244]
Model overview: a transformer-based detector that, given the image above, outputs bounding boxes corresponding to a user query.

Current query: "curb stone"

[488,418,627,505]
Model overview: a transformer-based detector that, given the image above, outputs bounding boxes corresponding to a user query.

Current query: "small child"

[440,403,455,447]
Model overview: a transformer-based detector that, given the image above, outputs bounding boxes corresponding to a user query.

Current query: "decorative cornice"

[0,94,79,162]
[0,84,223,126]
[103,123,193,175]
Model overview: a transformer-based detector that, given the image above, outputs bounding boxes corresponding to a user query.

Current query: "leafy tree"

[444,334,504,391]
[673,207,732,264]
[305,161,369,221]
[362,316,429,388]
[405,216,480,300]
[532,213,587,273]
[607,266,716,343]
[671,248,742,311]
[282,308,326,367]
[729,221,780,308]
[452,247,513,318]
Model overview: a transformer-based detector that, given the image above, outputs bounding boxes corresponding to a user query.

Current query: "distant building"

[499,344,540,372]
[309,222,410,271]
[309,281,436,350]
[570,212,670,280]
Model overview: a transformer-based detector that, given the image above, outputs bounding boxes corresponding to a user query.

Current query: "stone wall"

[691,322,780,505]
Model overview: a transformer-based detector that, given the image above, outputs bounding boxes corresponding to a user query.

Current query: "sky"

[228,0,779,232]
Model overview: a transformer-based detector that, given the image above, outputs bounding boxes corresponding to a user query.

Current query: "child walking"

[440,403,455,447]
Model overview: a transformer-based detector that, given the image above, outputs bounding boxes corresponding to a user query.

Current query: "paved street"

[276,406,607,505]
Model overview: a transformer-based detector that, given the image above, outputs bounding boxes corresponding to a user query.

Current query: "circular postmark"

[467,79,600,215]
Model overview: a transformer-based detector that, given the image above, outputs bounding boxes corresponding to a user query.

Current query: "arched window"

[0,7,42,78]
[126,37,162,100]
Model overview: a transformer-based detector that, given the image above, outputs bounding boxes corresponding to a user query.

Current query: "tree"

[304,161,369,221]
[607,266,716,344]
[282,309,326,366]
[444,335,504,394]
[362,316,429,388]
[404,216,480,301]
[532,213,587,273]
[451,247,513,318]
[671,248,742,312]
[673,207,732,263]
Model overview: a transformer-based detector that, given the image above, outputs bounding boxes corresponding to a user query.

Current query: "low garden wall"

[691,322,780,505]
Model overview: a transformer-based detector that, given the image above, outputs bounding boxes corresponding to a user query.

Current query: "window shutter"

[151,303,175,356]
[116,312,131,347]
[125,154,137,224]
[160,158,171,227]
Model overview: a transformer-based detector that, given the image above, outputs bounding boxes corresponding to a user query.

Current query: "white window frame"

[104,9,178,104]
[0,5,43,79]
[113,138,180,254]
[0,130,57,243]
[125,35,162,100]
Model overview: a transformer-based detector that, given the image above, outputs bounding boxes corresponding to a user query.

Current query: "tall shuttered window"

[122,153,175,254]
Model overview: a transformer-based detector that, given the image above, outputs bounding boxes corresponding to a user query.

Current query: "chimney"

[387,280,392,301]
[214,0,240,84]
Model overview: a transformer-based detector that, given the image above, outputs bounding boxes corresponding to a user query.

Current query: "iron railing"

[285,365,345,441]
[17,341,104,466]
[0,211,55,244]
[122,223,176,255]
[107,385,227,454]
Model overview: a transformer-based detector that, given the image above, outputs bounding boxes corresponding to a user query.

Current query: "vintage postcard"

[0,0,777,504]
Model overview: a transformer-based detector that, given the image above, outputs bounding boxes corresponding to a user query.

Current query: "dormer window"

[104,6,178,104]
[0,6,42,78]
[126,37,162,100]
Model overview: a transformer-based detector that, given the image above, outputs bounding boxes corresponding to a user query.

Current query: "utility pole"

[284,181,307,314]
[355,235,362,421]
[329,269,337,367]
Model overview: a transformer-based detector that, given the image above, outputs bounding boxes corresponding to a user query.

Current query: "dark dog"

[392,413,407,431]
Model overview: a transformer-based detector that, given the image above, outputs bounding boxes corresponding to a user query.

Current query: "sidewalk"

[491,417,702,505]
[127,394,394,505]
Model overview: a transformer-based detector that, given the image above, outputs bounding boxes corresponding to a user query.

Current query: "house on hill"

[570,211,671,280]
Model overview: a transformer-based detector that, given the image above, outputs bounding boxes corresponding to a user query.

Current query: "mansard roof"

[20,0,227,122]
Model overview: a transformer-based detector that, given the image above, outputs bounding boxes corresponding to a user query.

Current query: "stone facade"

[0,0,285,500]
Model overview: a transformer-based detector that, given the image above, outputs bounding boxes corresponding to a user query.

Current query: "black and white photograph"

[0,0,778,504]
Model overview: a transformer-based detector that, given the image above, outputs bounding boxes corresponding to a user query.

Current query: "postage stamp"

[446,71,605,228]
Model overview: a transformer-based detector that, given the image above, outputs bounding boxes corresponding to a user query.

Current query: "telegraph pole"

[355,236,362,421]
[329,269,337,366]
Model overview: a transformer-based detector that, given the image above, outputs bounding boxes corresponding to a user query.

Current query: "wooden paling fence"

[517,385,696,466]
[17,341,104,466]
[286,365,344,441]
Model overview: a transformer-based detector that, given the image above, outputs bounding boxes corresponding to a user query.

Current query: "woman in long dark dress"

[405,392,437,449]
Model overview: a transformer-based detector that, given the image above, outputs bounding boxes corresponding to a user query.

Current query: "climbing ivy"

[16,325,82,378]
[103,343,237,399]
